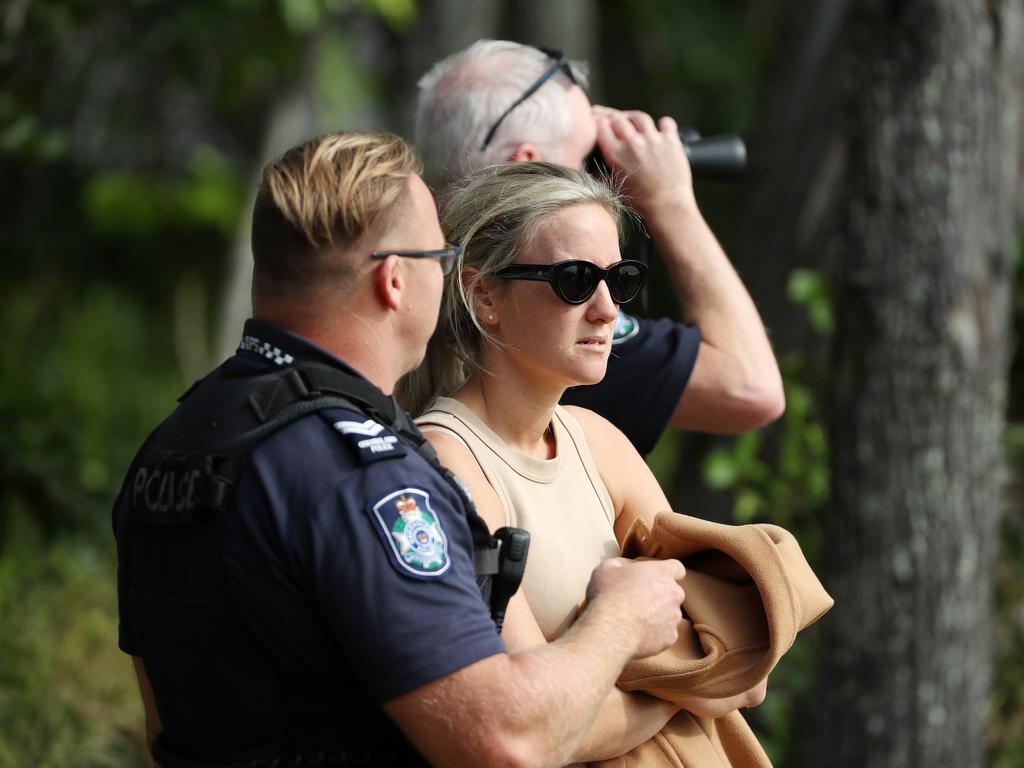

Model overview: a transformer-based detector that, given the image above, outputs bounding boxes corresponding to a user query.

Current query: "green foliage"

[279,0,416,32]
[701,367,829,534]
[0,512,148,767]
[314,31,375,128]
[647,428,682,488]
[0,283,182,541]
[988,237,1024,767]
[989,450,1024,766]
[700,268,831,535]
[84,145,246,239]
[787,268,833,336]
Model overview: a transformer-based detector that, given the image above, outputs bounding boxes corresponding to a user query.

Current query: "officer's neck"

[255,302,402,395]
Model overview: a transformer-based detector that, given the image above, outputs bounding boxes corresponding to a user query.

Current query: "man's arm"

[384,557,686,768]
[594,107,785,434]
[131,656,162,765]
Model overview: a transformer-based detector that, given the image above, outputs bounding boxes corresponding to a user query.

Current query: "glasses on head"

[494,259,647,305]
[370,243,462,275]
[479,46,580,152]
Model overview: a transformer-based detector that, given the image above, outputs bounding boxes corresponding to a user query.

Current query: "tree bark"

[805,3,1023,767]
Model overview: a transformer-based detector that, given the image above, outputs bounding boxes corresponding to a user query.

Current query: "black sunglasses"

[479,46,580,151]
[370,243,462,275]
[494,259,647,305]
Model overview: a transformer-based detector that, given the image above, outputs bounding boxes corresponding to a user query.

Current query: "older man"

[416,40,785,454]
[112,130,687,768]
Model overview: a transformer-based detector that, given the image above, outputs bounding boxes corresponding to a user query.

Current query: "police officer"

[113,130,687,768]
[416,41,786,455]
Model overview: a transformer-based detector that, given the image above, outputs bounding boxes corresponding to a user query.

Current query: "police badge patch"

[369,488,451,578]
[612,310,640,345]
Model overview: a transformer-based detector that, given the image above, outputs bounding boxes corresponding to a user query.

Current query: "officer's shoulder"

[316,406,411,467]
[241,404,401,474]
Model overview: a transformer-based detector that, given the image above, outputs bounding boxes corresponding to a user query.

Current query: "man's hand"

[592,106,696,216]
[585,558,686,659]
[593,105,786,436]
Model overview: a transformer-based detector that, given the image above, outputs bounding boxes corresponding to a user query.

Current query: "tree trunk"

[805,3,1023,767]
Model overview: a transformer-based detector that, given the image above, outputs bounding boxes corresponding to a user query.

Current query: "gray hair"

[415,40,589,189]
[396,161,625,416]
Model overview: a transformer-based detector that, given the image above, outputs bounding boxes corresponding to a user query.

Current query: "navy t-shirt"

[114,319,504,759]
[562,310,701,456]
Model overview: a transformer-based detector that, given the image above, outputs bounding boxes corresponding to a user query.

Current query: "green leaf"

[733,489,762,523]
[359,0,416,28]
[703,448,738,490]
[280,0,323,33]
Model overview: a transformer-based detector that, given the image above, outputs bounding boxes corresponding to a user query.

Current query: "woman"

[399,161,763,764]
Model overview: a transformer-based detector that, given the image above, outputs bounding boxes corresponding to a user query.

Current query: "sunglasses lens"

[554,262,599,303]
[608,262,645,303]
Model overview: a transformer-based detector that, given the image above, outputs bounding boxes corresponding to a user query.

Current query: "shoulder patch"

[333,418,407,463]
[369,488,451,579]
[612,310,640,345]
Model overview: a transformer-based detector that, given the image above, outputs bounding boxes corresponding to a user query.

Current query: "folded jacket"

[591,512,833,768]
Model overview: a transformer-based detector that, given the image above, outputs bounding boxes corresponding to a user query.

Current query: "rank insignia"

[334,418,407,463]
[370,488,450,578]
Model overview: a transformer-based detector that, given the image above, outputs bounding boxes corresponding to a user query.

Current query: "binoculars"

[586,128,747,183]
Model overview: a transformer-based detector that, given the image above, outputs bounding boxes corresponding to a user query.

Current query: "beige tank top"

[417,397,619,640]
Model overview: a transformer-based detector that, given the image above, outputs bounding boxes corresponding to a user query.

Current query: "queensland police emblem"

[613,310,640,344]
[370,488,450,578]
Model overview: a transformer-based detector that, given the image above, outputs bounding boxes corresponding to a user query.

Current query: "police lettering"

[132,466,202,514]
[357,435,400,454]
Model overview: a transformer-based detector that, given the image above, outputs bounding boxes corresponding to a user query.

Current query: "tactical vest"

[122,361,528,768]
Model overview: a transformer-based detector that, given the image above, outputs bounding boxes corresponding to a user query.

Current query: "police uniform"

[561,311,701,456]
[113,319,506,767]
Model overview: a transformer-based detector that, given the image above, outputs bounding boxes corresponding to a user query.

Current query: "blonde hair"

[251,130,420,298]
[397,161,626,415]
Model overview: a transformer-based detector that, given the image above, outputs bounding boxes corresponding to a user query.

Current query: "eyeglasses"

[370,243,462,275]
[479,46,580,151]
[494,259,647,305]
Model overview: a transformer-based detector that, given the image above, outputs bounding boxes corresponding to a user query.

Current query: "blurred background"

[1,1,1022,766]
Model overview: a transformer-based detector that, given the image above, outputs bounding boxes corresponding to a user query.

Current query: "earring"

[487,314,495,321]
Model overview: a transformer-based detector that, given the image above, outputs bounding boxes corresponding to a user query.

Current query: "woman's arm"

[567,406,769,719]
[565,405,673,543]
[424,429,679,763]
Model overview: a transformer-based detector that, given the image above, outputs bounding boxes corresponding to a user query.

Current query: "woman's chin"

[569,363,609,388]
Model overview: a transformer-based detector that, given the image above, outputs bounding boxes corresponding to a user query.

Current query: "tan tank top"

[417,397,619,640]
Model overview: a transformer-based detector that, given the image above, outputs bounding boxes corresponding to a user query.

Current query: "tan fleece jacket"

[591,513,833,768]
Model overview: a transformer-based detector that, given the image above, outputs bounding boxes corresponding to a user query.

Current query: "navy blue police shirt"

[114,319,505,761]
[561,311,701,456]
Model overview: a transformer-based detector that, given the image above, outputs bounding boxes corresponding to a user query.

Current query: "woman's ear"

[463,266,499,326]
[474,281,500,326]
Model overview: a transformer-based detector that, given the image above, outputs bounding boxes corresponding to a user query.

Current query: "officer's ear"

[374,254,403,311]
[507,142,541,163]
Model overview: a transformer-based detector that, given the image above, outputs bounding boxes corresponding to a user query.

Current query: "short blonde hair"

[397,161,626,415]
[252,130,421,298]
